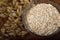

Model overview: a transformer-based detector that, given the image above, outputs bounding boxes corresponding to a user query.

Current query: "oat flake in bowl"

[23,3,60,36]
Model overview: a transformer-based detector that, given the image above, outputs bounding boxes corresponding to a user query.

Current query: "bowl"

[22,0,60,37]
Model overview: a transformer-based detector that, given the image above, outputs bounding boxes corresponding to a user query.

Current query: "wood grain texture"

[50,0,60,5]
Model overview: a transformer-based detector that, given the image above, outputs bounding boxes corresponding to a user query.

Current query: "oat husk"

[0,0,30,39]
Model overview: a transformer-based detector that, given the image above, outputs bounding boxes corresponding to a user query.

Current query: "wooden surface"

[50,0,60,5]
